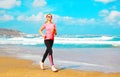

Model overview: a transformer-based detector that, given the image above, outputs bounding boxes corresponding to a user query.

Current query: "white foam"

[55,36,113,41]
[57,60,107,67]
[54,37,120,45]
[55,40,120,44]
[0,36,119,46]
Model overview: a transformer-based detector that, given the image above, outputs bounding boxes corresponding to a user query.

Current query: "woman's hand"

[52,29,57,35]
[41,34,46,38]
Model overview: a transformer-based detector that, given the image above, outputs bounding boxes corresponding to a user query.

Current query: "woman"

[39,14,58,72]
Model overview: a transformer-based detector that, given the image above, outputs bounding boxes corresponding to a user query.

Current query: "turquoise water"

[53,44,113,48]
[0,34,120,48]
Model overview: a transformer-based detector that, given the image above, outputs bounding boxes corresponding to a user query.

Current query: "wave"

[0,35,120,47]
[57,60,106,67]
[55,36,114,42]
[0,37,44,45]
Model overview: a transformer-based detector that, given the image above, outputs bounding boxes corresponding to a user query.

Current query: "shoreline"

[0,56,120,77]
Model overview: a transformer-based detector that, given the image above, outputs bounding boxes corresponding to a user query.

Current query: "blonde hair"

[46,14,52,18]
[45,14,53,23]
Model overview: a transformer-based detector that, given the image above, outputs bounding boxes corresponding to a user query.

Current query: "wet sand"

[0,56,120,77]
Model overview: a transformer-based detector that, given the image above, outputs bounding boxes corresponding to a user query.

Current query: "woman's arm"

[39,25,45,38]
[54,25,57,35]
[54,28,57,35]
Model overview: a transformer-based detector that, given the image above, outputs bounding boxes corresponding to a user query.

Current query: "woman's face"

[46,15,52,21]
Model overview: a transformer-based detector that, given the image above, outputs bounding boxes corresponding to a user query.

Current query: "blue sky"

[0,0,120,35]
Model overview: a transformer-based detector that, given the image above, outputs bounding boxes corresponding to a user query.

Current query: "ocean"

[0,34,120,73]
[0,34,120,48]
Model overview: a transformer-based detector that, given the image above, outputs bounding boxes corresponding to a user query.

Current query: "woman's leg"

[48,40,54,66]
[47,40,54,66]
[42,40,50,63]
[41,40,54,64]
[40,40,52,69]
[48,40,58,72]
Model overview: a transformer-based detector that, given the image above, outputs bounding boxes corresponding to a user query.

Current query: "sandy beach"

[0,56,120,77]
[0,45,120,77]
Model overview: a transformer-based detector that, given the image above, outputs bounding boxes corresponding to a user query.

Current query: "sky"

[0,0,120,35]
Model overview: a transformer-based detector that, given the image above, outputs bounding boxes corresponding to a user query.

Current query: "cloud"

[0,14,14,21]
[32,0,46,7]
[17,12,96,26]
[107,11,120,20]
[99,10,120,25]
[105,10,120,25]
[17,12,44,22]
[99,9,109,16]
[0,0,21,9]
[53,14,96,26]
[95,0,116,4]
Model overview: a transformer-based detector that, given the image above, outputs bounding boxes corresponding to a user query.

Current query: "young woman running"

[39,14,58,72]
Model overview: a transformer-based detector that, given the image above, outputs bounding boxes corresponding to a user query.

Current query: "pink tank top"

[43,23,56,40]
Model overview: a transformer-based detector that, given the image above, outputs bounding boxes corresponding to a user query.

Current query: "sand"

[0,56,120,77]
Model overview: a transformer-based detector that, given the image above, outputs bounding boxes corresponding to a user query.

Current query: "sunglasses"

[47,15,52,18]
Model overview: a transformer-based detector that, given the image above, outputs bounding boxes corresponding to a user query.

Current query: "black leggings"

[42,40,54,65]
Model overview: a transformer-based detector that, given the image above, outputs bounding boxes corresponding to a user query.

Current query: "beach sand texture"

[0,57,120,77]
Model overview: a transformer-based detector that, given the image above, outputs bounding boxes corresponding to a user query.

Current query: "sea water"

[0,34,120,48]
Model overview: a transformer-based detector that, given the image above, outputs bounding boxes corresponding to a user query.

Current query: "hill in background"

[0,28,24,37]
